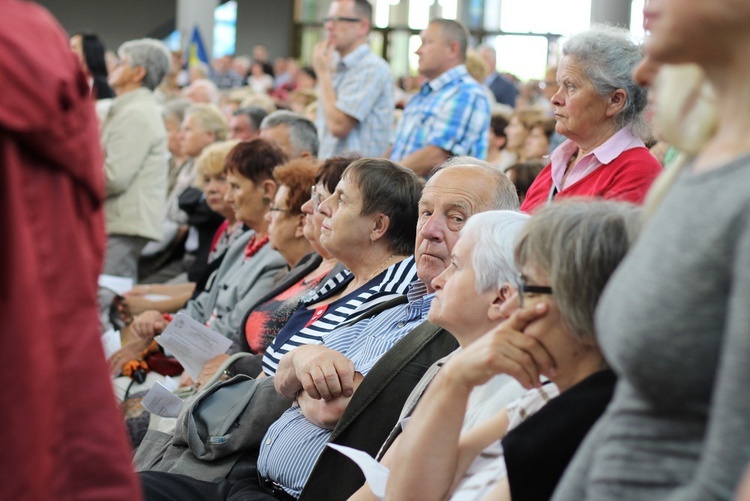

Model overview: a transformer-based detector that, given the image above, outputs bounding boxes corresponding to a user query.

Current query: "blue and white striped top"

[257,281,434,497]
[261,256,417,375]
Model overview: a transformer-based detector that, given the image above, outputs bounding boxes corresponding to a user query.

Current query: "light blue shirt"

[316,44,394,159]
[390,65,490,163]
[258,281,433,497]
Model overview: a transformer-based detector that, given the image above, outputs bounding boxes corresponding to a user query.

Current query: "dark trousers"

[140,471,289,501]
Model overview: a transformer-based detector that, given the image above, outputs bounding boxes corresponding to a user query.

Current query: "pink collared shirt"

[550,127,645,193]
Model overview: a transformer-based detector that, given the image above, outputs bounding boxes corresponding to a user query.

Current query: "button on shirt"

[389,65,490,163]
[316,44,394,159]
[257,281,433,497]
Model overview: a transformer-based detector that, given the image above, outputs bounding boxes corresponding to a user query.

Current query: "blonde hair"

[643,64,717,218]
[465,49,489,83]
[195,140,241,188]
[185,104,229,142]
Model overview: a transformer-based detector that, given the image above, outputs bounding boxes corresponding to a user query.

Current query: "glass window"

[299,28,323,66]
[438,0,458,20]
[630,0,646,41]
[387,31,414,78]
[407,33,422,76]
[213,1,237,58]
[408,0,432,30]
[500,0,591,36]
[374,0,391,28]
[493,35,550,81]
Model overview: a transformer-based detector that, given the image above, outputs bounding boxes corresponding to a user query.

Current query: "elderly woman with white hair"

[521,26,662,212]
[386,200,641,501]
[98,38,172,330]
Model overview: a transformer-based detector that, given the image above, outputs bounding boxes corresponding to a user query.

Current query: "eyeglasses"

[268,205,289,213]
[311,185,323,212]
[515,275,553,308]
[322,16,362,24]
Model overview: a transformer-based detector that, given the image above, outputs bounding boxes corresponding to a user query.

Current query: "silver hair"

[186,79,220,104]
[161,98,191,123]
[185,104,229,142]
[117,38,171,91]
[432,156,520,211]
[562,25,647,136]
[461,210,529,294]
[260,110,319,158]
[514,199,642,341]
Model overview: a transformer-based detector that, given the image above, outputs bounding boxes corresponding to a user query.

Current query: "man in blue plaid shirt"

[313,0,394,159]
[389,19,491,177]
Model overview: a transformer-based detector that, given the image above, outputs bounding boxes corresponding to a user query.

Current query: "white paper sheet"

[143,293,173,301]
[101,328,121,359]
[154,313,233,380]
[98,274,134,296]
[327,443,389,500]
[141,381,184,418]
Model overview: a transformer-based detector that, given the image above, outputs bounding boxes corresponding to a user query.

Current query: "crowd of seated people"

[15,0,747,498]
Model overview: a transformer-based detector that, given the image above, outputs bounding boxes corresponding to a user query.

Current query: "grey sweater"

[553,153,750,500]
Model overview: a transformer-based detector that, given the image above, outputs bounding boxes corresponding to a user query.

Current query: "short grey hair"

[430,18,469,62]
[514,200,642,341]
[461,210,529,293]
[234,106,269,133]
[117,38,171,91]
[562,25,647,135]
[161,98,191,123]
[260,110,319,158]
[185,104,229,142]
[433,156,520,211]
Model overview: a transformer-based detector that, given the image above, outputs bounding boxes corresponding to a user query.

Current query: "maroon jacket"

[0,1,141,499]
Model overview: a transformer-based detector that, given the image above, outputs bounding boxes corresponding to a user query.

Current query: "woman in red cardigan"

[520,26,662,213]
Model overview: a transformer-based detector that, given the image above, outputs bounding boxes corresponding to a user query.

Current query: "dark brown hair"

[224,138,287,184]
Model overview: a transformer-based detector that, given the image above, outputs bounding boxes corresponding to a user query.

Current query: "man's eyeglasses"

[322,16,361,24]
[268,205,289,213]
[311,185,324,212]
[515,275,553,308]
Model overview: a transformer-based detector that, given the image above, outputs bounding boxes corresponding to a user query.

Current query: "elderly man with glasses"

[313,0,394,159]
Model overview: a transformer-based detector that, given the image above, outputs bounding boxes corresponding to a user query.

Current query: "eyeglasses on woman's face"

[515,274,553,308]
[311,185,324,212]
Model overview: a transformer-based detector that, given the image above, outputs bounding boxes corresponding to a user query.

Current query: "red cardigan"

[520,147,662,213]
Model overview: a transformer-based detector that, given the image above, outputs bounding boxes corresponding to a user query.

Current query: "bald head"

[414,158,520,290]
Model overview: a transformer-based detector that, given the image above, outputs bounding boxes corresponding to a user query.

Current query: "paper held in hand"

[327,443,389,500]
[154,312,233,380]
[141,381,184,418]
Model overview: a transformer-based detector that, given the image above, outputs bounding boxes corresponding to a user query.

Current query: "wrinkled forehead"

[420,168,495,213]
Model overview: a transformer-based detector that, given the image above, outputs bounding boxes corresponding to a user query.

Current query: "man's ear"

[488,283,514,321]
[369,213,391,243]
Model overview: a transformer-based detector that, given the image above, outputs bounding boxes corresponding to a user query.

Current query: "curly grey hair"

[563,26,647,136]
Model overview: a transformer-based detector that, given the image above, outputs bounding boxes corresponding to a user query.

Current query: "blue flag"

[187,25,209,67]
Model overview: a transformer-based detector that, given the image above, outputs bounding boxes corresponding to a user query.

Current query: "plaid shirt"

[390,64,490,162]
[316,44,394,159]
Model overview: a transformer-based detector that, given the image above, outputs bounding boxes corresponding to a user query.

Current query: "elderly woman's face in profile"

[317,175,371,258]
[551,55,612,144]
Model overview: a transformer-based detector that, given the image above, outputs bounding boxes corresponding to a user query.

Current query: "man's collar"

[421,64,467,94]
[338,43,371,69]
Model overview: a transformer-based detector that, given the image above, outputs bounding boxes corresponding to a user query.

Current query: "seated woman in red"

[520,26,662,213]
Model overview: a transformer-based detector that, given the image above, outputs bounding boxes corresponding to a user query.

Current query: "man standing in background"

[389,19,490,177]
[313,0,394,159]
